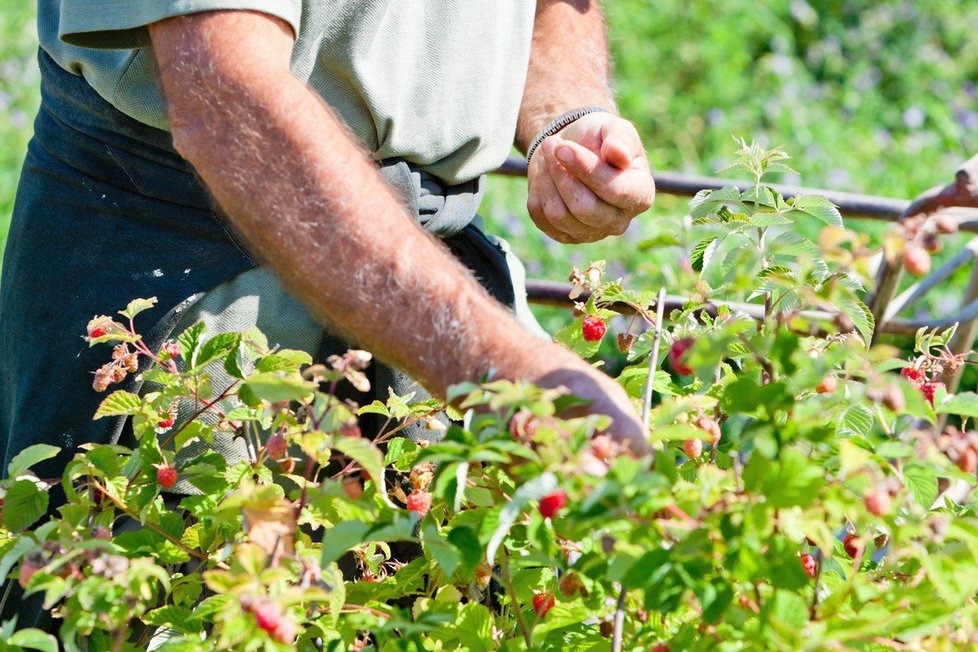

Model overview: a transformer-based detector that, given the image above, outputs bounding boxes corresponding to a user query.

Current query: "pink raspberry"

[800,553,817,579]
[264,434,288,460]
[406,490,431,517]
[683,439,703,458]
[581,316,607,342]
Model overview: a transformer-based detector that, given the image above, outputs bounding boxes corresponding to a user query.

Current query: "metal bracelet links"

[525,106,610,165]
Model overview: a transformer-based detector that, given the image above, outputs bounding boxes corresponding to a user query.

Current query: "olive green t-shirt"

[38,1,536,185]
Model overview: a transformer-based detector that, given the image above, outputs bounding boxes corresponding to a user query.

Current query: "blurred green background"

[3,0,978,328]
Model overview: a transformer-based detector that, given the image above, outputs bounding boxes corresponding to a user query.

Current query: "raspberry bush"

[1,143,978,650]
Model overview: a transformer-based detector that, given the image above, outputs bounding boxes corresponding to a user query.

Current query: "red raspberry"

[532,592,555,618]
[843,533,861,559]
[651,645,670,652]
[669,338,694,375]
[156,466,178,489]
[682,438,703,458]
[864,490,891,516]
[264,434,288,460]
[539,490,568,519]
[157,415,175,429]
[900,366,925,386]
[581,316,607,342]
[816,375,837,394]
[920,381,943,406]
[406,490,431,517]
[800,553,817,579]
[88,326,107,339]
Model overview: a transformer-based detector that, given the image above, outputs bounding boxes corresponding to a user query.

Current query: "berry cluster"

[92,344,139,393]
[900,365,944,407]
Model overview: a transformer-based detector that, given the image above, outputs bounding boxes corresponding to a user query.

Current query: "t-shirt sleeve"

[59,0,302,49]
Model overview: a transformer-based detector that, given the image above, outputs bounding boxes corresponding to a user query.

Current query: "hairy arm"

[149,11,649,453]
[518,1,654,244]
[516,0,615,152]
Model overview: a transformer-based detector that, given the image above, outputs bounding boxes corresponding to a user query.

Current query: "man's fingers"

[552,138,654,214]
[548,157,629,234]
[527,163,584,243]
[600,119,643,170]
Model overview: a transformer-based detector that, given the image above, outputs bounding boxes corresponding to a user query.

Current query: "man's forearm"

[516,0,617,152]
[151,15,554,398]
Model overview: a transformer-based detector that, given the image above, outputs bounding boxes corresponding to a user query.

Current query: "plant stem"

[611,587,627,652]
[642,288,668,430]
[91,479,213,564]
[159,381,239,450]
[499,552,532,647]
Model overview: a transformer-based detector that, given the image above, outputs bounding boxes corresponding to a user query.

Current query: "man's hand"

[532,354,651,457]
[526,112,654,243]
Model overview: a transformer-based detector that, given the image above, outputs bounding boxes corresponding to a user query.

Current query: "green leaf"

[173,421,214,451]
[8,629,59,652]
[93,391,142,420]
[320,521,371,566]
[689,185,743,219]
[423,524,460,578]
[7,444,60,478]
[194,332,241,370]
[332,436,386,499]
[835,295,875,347]
[358,400,390,418]
[487,472,557,564]
[0,537,39,585]
[936,392,978,418]
[447,526,483,574]
[3,480,48,532]
[904,461,939,509]
[142,606,202,634]
[238,372,316,407]
[255,349,313,374]
[177,322,207,367]
[689,237,717,273]
[839,405,873,437]
[455,603,493,652]
[786,194,843,228]
[742,449,822,508]
[118,297,158,320]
